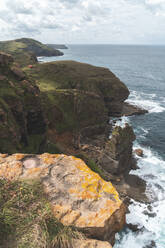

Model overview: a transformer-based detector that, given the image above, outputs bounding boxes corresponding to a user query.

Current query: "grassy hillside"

[0,38,63,67]
[24,60,129,146]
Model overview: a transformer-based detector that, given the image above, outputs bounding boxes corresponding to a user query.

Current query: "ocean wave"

[126,91,165,113]
[115,230,153,248]
[126,144,165,248]
[115,143,165,248]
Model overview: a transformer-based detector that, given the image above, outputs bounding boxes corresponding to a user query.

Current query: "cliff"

[0,52,147,198]
[0,52,46,154]
[46,44,68,49]
[24,60,129,135]
[0,51,148,246]
[0,38,63,67]
[0,153,126,248]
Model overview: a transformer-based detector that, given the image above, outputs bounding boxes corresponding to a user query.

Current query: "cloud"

[0,0,164,43]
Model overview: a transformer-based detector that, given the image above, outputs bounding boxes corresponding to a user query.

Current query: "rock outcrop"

[0,52,46,154]
[0,38,63,67]
[46,44,68,49]
[0,153,126,246]
[105,124,136,175]
[122,102,148,116]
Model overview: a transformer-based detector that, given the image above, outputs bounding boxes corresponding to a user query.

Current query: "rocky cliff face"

[0,52,46,154]
[0,153,125,247]
[0,49,149,247]
[24,60,129,145]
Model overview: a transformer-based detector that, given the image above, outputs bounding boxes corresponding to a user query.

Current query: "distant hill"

[46,44,68,49]
[0,38,64,66]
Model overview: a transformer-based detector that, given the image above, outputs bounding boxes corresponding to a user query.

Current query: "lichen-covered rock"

[0,153,126,245]
[73,239,112,247]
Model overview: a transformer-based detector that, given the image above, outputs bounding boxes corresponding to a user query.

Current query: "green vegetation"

[24,61,114,135]
[0,179,84,248]
[0,53,46,154]
[0,38,63,67]
[24,60,128,100]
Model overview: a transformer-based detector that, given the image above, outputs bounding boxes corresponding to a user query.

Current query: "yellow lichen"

[70,156,121,204]
[40,153,60,165]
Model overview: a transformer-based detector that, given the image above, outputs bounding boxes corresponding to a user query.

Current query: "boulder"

[134,148,144,157]
[0,153,126,246]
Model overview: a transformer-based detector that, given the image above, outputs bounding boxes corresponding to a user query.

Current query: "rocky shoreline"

[0,44,149,247]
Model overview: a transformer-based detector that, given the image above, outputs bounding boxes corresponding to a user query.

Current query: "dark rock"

[142,210,157,218]
[122,102,148,116]
[143,240,157,248]
[126,223,140,232]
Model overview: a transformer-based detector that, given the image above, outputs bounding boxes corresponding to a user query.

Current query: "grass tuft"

[0,179,85,248]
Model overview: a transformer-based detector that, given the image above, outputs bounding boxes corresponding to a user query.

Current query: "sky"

[0,0,165,44]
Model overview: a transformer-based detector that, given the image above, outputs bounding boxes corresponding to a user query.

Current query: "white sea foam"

[114,116,130,128]
[126,90,165,113]
[115,229,155,248]
[114,143,165,248]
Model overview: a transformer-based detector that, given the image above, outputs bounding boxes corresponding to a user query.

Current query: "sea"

[38,44,165,248]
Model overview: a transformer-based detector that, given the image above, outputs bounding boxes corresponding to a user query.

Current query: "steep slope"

[0,52,46,154]
[25,60,129,139]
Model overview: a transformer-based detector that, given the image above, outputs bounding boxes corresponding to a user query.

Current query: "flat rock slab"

[73,239,112,248]
[0,153,126,244]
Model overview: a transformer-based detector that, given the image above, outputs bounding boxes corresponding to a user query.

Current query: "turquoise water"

[39,45,165,247]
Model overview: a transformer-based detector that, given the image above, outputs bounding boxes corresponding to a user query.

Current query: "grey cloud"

[0,0,164,44]
[6,0,34,15]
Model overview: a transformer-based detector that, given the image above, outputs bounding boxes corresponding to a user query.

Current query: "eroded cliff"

[0,52,46,153]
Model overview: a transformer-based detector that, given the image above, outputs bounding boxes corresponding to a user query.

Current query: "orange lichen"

[0,161,22,180]
[14,154,25,160]
[61,210,81,225]
[70,156,121,204]
[23,167,49,179]
[0,153,8,158]
[40,153,60,165]
[52,204,71,219]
